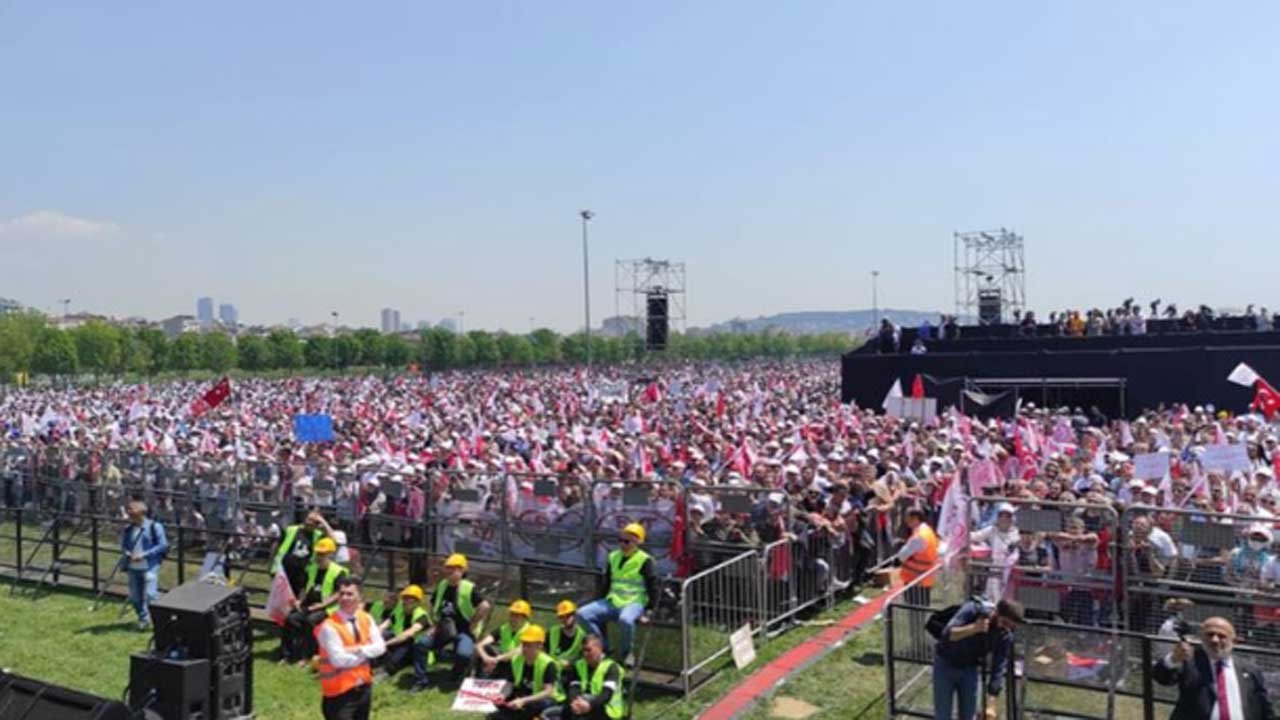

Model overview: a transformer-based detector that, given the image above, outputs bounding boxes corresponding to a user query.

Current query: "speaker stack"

[646,289,669,351]
[129,580,253,720]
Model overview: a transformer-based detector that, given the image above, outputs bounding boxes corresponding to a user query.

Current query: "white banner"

[1132,452,1170,481]
[1199,444,1251,474]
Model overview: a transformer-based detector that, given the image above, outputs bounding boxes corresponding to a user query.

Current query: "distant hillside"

[695,309,950,336]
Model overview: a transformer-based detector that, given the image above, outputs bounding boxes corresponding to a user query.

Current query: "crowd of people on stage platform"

[3,360,1280,712]
[876,300,1277,354]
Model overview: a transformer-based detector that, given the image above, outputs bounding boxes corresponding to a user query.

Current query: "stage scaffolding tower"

[614,258,687,338]
[953,228,1026,324]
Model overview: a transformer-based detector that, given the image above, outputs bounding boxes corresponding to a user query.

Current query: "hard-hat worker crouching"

[372,584,430,679]
[549,600,587,668]
[476,600,533,676]
[486,624,565,720]
[283,537,349,665]
[411,553,492,692]
[577,523,656,666]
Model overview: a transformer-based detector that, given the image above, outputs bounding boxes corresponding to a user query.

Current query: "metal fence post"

[15,508,22,576]
[884,601,896,718]
[176,521,186,585]
[91,516,100,593]
[1141,635,1155,720]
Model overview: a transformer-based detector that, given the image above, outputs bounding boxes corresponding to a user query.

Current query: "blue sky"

[2,2,1277,331]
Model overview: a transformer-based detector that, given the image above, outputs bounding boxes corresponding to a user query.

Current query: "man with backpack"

[929,598,1024,720]
[120,500,169,631]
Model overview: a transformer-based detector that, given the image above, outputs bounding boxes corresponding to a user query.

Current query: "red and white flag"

[190,377,232,418]
[1228,363,1280,419]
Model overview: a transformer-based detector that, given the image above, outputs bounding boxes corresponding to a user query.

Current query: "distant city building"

[436,318,458,333]
[416,320,431,330]
[52,312,105,330]
[218,303,238,328]
[0,297,22,315]
[286,318,302,331]
[196,297,215,328]
[380,308,401,334]
[600,316,636,337]
[161,315,200,337]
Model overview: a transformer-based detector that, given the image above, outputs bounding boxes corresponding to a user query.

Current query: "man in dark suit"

[1152,616,1274,720]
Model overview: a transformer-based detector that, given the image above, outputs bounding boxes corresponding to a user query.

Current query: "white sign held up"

[1132,453,1169,481]
[1199,444,1251,474]
[451,679,511,713]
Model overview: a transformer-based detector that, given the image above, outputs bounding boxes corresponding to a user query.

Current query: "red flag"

[911,374,925,399]
[190,377,232,418]
[643,382,662,404]
[715,392,726,418]
[1252,378,1280,420]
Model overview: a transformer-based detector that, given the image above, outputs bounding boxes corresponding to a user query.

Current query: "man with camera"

[931,598,1024,720]
[1154,616,1274,720]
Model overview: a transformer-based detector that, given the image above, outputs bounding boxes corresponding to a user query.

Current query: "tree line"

[0,312,853,381]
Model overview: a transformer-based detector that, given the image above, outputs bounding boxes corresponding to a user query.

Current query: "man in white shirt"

[315,577,386,720]
[1153,616,1274,720]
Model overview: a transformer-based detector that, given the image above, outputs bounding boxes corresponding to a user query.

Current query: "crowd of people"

[3,359,1280,716]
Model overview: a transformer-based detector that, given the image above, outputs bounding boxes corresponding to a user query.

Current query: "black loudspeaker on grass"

[0,671,132,720]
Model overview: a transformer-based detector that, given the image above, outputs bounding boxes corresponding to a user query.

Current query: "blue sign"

[294,414,335,443]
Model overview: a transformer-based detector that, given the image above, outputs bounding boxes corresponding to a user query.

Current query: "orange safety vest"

[314,610,376,698]
[900,524,939,588]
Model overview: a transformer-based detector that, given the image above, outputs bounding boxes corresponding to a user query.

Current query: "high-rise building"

[436,318,458,334]
[380,308,401,334]
[416,320,431,330]
[196,297,214,328]
[218,303,238,328]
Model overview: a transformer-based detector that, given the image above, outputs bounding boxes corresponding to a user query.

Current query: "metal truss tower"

[613,258,687,337]
[953,228,1026,324]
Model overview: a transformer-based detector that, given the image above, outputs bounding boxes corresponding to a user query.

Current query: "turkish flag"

[715,392,726,418]
[190,377,232,418]
[1252,378,1280,420]
[911,374,925,399]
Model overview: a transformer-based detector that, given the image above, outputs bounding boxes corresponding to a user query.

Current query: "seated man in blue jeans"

[121,500,169,631]
[577,523,656,666]
[932,598,1023,720]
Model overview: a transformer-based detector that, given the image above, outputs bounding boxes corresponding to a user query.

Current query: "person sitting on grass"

[410,553,492,692]
[487,624,564,720]
[281,537,348,666]
[374,584,430,678]
[549,600,587,668]
[542,634,626,720]
[477,600,533,676]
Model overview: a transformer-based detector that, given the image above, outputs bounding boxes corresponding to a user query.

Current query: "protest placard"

[1200,444,1250,474]
[451,679,510,713]
[730,624,756,669]
[1132,452,1169,480]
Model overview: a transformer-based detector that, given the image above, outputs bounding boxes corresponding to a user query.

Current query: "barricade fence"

[0,458,878,697]
[886,497,1280,718]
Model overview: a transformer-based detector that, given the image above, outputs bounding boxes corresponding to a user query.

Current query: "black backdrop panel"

[842,344,1280,418]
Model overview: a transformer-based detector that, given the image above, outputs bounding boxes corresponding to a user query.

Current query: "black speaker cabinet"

[151,580,251,659]
[128,655,210,720]
[646,290,669,351]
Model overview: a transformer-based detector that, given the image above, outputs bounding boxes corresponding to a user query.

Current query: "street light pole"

[871,271,880,328]
[61,298,71,319]
[580,210,594,369]
[457,311,465,334]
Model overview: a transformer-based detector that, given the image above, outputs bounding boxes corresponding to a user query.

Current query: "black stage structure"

[842,331,1280,418]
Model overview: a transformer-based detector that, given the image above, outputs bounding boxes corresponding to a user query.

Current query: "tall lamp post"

[61,298,71,319]
[580,210,594,369]
[871,271,880,328]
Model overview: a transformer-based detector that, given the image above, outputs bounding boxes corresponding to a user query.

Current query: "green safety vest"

[369,600,388,623]
[574,658,626,720]
[272,525,325,574]
[549,622,586,664]
[433,579,480,632]
[607,549,651,609]
[387,601,429,636]
[498,621,531,654]
[512,652,565,702]
[304,562,348,615]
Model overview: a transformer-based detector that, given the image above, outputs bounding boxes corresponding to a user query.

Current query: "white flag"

[881,379,903,410]
[264,570,297,626]
[1228,363,1260,388]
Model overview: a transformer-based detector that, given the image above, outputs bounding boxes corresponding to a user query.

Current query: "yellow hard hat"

[509,599,532,617]
[314,538,337,555]
[444,553,468,570]
[556,600,578,617]
[622,522,646,544]
[400,584,425,601]
[519,624,547,644]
